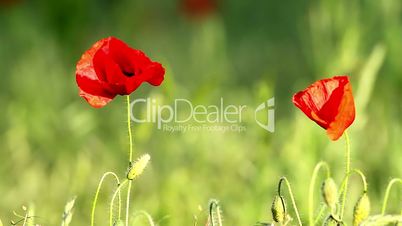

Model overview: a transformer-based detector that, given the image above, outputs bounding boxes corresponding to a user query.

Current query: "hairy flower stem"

[353,169,368,192]
[126,181,133,226]
[381,178,402,215]
[91,172,121,226]
[132,211,156,226]
[313,205,327,225]
[127,95,134,162]
[336,168,367,223]
[110,179,129,226]
[339,131,351,220]
[278,177,302,226]
[338,169,368,198]
[308,161,331,226]
[126,95,134,226]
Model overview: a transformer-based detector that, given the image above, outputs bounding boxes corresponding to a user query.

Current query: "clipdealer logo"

[130,98,274,133]
[254,97,275,132]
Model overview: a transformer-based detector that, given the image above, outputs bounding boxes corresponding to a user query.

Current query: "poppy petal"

[79,89,114,108]
[76,38,108,82]
[326,81,355,140]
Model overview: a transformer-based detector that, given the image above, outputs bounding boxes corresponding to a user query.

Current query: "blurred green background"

[0,0,401,225]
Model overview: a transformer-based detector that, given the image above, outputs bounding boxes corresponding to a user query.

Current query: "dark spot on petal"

[122,69,135,77]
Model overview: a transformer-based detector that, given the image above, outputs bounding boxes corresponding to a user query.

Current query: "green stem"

[308,161,331,226]
[336,168,367,223]
[132,211,156,226]
[313,205,327,225]
[91,172,121,226]
[126,180,133,226]
[22,212,28,226]
[127,95,133,162]
[110,179,129,226]
[338,169,367,196]
[381,178,402,215]
[126,95,134,226]
[339,131,351,220]
[352,169,368,192]
[278,177,302,226]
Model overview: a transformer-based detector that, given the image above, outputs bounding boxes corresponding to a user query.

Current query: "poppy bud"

[127,154,151,180]
[353,192,370,226]
[323,215,341,226]
[322,178,338,209]
[62,197,76,226]
[271,195,286,223]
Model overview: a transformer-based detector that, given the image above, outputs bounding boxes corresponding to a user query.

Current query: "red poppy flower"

[292,76,355,141]
[181,0,217,17]
[76,37,165,108]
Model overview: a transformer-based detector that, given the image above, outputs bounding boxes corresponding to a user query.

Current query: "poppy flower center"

[111,52,136,77]
[122,68,135,77]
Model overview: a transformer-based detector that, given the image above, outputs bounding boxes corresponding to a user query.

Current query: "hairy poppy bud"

[323,215,341,226]
[271,195,286,223]
[127,154,151,180]
[353,192,370,226]
[62,197,76,226]
[322,178,338,209]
